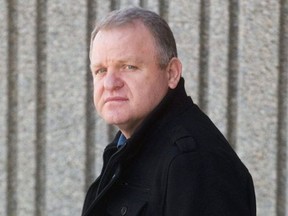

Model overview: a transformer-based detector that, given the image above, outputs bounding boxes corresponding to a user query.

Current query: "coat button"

[121,206,128,215]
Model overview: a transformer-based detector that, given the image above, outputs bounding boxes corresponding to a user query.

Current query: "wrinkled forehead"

[90,22,159,63]
[93,19,151,42]
[90,21,159,58]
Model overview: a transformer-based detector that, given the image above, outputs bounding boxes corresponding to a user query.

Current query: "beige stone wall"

[0,0,287,215]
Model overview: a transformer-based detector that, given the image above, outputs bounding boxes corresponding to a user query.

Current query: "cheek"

[93,82,103,110]
[136,81,167,109]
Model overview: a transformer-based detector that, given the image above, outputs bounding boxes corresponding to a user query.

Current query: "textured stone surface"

[237,1,280,215]
[169,0,200,102]
[207,0,229,135]
[45,1,87,215]
[1,1,287,215]
[17,1,37,215]
[0,1,8,215]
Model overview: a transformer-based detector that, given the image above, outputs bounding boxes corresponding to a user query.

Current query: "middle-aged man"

[82,7,256,216]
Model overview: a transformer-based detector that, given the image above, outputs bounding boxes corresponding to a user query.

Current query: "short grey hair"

[90,7,178,69]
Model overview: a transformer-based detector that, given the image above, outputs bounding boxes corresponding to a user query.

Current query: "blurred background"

[0,0,287,215]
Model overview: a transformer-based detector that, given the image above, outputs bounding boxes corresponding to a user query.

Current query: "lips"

[104,96,128,104]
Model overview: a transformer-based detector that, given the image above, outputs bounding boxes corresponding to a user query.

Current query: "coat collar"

[83,78,193,215]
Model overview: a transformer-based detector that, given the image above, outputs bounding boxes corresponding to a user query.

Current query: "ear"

[166,57,182,89]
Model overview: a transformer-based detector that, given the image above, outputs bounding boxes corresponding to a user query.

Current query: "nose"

[103,70,124,90]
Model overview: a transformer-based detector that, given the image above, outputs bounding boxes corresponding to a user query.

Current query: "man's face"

[90,22,170,137]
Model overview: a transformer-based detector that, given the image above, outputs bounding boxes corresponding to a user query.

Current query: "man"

[82,7,256,216]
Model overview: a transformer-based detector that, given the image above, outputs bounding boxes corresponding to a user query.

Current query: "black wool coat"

[82,78,256,216]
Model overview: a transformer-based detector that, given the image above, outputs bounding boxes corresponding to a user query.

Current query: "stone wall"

[0,0,287,215]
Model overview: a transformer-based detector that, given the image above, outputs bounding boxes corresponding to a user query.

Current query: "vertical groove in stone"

[110,0,120,11]
[276,0,288,215]
[198,0,210,113]
[35,0,47,215]
[6,0,18,215]
[159,0,169,21]
[227,0,239,148]
[139,0,147,8]
[85,0,97,191]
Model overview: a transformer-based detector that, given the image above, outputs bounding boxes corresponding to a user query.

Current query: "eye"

[124,65,138,70]
[93,68,107,75]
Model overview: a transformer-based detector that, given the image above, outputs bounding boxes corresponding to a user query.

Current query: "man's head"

[90,7,182,138]
[90,7,178,69]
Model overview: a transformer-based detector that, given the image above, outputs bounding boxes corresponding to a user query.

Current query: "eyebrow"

[90,57,144,70]
[90,63,101,70]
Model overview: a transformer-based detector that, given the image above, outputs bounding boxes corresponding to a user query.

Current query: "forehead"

[94,21,155,46]
[91,22,158,63]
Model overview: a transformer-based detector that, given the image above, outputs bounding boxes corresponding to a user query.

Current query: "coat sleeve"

[164,151,256,216]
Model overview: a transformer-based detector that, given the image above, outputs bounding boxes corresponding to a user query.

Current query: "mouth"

[104,97,128,104]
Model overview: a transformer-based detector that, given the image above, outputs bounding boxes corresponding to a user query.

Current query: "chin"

[103,115,128,126]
